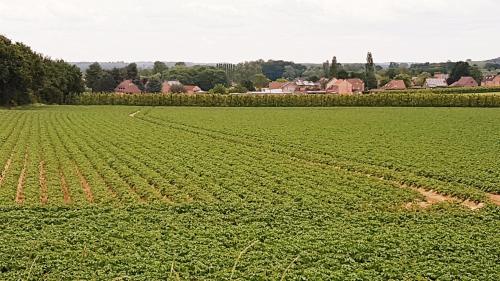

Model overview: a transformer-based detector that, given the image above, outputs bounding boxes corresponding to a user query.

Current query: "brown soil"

[60,170,71,204]
[0,154,13,187]
[129,110,140,117]
[39,161,48,204]
[15,154,28,204]
[404,187,485,211]
[75,166,94,203]
[488,193,500,206]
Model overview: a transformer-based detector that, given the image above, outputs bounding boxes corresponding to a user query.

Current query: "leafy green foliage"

[0,35,84,106]
[0,106,498,279]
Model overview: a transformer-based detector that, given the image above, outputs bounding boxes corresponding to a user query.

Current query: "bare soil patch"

[488,193,500,206]
[404,187,485,210]
[0,154,13,187]
[15,154,29,204]
[59,170,71,204]
[129,110,140,117]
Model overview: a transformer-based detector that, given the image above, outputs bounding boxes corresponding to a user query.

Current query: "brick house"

[433,72,450,80]
[161,81,183,93]
[347,78,365,93]
[381,80,407,90]
[326,79,353,94]
[269,82,288,90]
[424,78,448,88]
[115,80,141,94]
[184,85,203,94]
[450,77,478,87]
[483,75,500,87]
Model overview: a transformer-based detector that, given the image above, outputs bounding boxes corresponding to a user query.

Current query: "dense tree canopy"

[0,35,84,106]
[262,60,306,81]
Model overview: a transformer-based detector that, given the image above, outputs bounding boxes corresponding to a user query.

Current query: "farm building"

[326,79,353,94]
[451,77,478,87]
[381,80,407,90]
[424,78,448,88]
[263,80,320,93]
[161,81,183,93]
[184,85,203,94]
[347,78,365,93]
[115,80,141,94]
[268,82,288,90]
[433,72,450,80]
[483,75,500,87]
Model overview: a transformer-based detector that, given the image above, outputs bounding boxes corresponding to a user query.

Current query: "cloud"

[0,0,498,62]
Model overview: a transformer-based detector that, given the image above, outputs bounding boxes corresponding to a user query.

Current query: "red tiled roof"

[184,85,202,93]
[347,78,365,92]
[381,80,406,90]
[115,80,141,94]
[269,82,287,90]
[451,76,478,87]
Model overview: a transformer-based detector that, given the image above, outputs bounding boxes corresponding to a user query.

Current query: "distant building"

[433,72,450,80]
[380,80,407,90]
[184,85,203,94]
[262,80,320,93]
[424,78,448,88]
[326,78,353,94]
[450,77,478,87]
[268,82,288,90]
[161,81,183,93]
[294,80,321,92]
[483,75,500,87]
[347,78,365,93]
[115,80,141,94]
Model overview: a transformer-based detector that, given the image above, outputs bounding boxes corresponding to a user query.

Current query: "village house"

[450,77,478,87]
[424,78,448,88]
[380,80,407,90]
[268,81,288,90]
[326,79,353,94]
[347,78,365,93]
[483,75,500,87]
[184,85,203,94]
[161,81,202,94]
[115,80,141,94]
[262,80,320,94]
[161,81,182,93]
[433,72,450,80]
[294,80,321,92]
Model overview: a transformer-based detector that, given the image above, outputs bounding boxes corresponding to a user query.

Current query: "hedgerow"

[69,92,500,107]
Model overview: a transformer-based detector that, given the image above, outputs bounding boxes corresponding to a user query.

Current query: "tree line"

[0,35,84,106]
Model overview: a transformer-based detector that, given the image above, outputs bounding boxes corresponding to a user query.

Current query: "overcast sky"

[1,0,499,63]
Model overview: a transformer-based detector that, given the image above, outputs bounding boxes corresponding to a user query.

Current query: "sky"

[1,0,499,63]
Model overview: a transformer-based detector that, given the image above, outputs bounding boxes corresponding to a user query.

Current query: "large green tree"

[146,77,162,93]
[0,35,84,106]
[153,61,168,74]
[85,62,103,91]
[365,52,378,90]
[447,61,470,85]
[252,74,270,89]
[126,63,139,80]
[330,56,338,78]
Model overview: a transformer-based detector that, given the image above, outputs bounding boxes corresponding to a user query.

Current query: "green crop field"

[0,106,499,280]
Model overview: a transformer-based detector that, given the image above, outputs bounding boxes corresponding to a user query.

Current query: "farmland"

[0,106,499,280]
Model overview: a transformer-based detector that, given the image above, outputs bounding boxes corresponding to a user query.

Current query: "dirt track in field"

[59,170,71,204]
[15,154,29,204]
[0,154,13,187]
[129,110,140,117]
